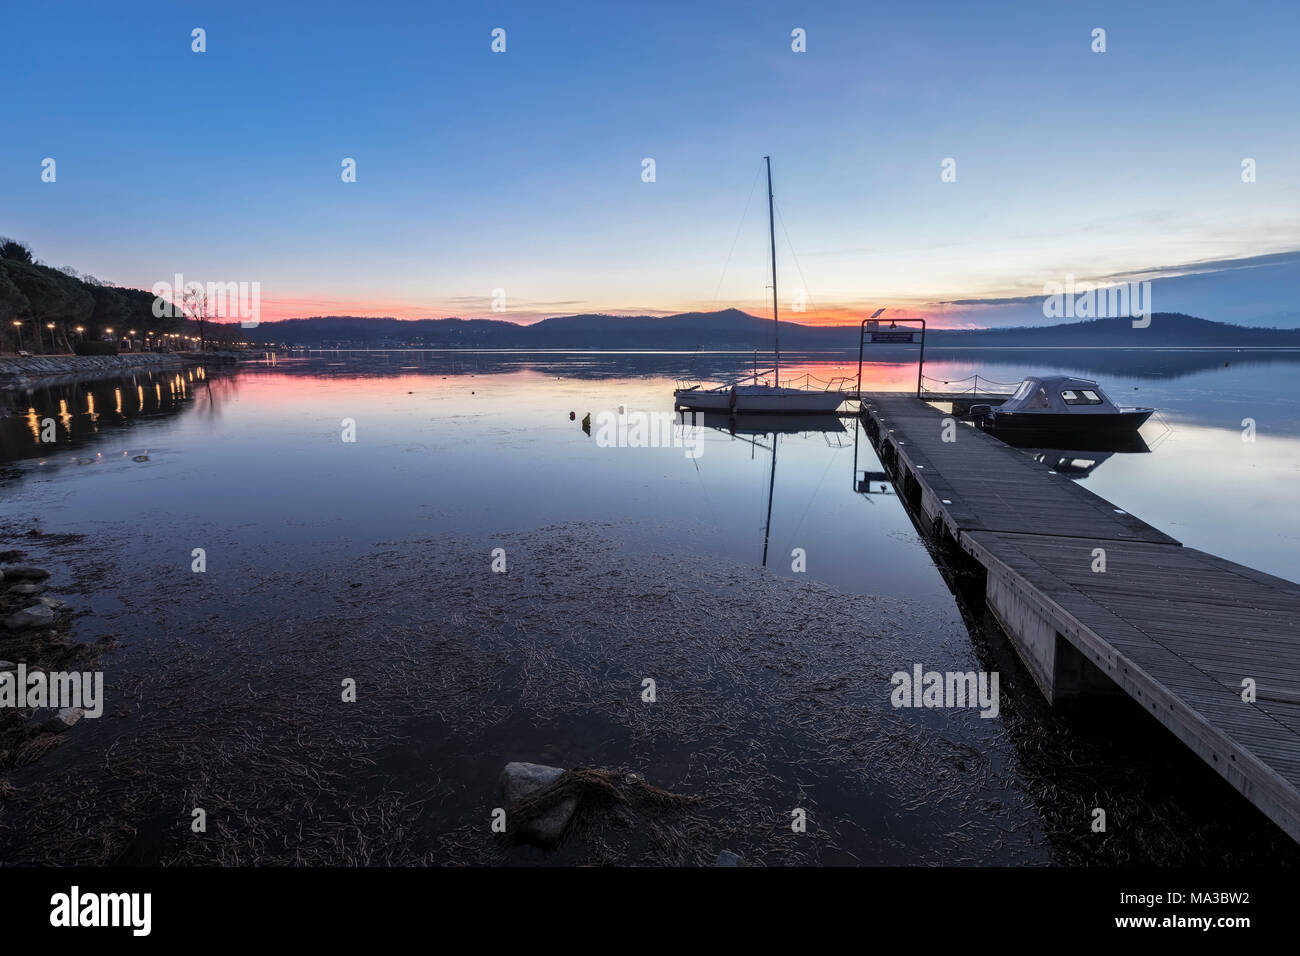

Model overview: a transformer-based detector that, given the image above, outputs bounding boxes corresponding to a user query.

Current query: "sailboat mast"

[766,155,779,388]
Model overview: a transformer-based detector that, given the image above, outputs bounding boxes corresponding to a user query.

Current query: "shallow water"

[1,349,1297,865]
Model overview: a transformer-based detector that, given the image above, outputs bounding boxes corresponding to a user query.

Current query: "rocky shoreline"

[0,353,194,391]
[0,547,105,797]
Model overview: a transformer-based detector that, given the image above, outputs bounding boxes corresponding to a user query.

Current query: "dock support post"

[984,570,1119,705]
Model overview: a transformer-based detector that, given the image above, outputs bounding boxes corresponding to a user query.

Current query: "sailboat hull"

[674,384,844,414]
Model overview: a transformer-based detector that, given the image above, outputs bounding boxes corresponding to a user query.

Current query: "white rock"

[501,761,577,845]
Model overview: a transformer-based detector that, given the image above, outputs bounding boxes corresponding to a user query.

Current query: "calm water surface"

[2,349,1298,865]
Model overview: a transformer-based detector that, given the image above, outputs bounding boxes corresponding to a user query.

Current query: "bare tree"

[180,285,211,351]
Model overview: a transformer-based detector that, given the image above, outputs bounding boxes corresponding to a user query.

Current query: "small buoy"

[569,411,575,421]
[618,403,625,415]
[1225,361,1230,367]
[471,391,475,394]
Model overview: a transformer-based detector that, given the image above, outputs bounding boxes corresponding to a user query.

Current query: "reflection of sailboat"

[689,413,847,566]
[693,412,849,439]
[673,157,846,415]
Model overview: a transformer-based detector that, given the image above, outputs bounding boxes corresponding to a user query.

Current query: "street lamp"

[46,323,57,352]
[11,321,22,351]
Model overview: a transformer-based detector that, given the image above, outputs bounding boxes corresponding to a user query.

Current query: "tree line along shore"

[0,237,243,356]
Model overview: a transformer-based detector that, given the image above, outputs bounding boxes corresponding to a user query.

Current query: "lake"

[2,348,1298,865]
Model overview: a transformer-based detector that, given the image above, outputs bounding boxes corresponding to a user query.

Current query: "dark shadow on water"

[984,430,1150,481]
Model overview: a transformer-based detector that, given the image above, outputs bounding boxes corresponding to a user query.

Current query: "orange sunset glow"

[250,295,989,329]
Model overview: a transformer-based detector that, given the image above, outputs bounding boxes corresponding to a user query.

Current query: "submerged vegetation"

[1,517,1292,866]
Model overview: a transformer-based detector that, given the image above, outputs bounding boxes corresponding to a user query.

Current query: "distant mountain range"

[242,310,1300,349]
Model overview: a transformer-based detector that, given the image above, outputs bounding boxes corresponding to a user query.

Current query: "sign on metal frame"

[857,315,928,398]
[867,322,918,344]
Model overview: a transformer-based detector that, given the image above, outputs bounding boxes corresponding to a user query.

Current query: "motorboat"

[971,376,1153,435]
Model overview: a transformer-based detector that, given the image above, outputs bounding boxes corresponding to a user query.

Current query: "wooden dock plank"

[858,392,1300,843]
[861,395,1178,545]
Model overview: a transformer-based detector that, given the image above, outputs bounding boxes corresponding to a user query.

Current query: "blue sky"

[2,0,1297,325]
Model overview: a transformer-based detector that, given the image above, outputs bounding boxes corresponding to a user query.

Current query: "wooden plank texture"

[858,392,1300,843]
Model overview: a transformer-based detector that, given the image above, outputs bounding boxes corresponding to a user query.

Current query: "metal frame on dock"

[857,317,926,398]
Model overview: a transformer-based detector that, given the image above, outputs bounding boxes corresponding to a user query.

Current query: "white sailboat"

[673,157,846,415]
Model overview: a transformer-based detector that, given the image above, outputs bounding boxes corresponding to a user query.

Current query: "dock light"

[46,323,57,350]
[11,320,22,350]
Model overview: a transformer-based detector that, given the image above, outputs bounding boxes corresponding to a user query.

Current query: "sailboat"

[673,157,846,415]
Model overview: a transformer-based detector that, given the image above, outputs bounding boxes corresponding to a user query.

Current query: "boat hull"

[988,409,1153,433]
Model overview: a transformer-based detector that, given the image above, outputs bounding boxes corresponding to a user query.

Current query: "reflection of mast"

[761,432,779,567]
[691,413,847,566]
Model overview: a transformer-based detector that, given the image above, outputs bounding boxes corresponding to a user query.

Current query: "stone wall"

[0,353,190,391]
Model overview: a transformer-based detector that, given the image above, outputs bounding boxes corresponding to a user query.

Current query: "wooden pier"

[856,391,1300,843]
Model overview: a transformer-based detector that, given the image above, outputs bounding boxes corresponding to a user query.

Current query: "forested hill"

[241,310,1300,349]
[1,238,200,350]
[5,232,1298,353]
